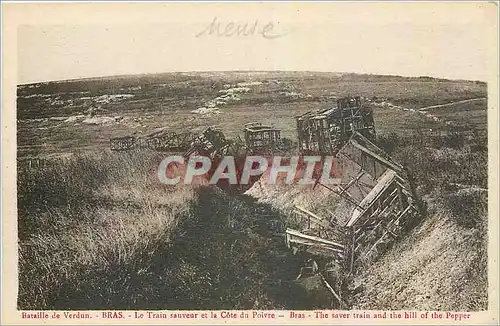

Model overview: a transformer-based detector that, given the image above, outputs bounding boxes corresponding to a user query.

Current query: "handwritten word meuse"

[196,17,286,39]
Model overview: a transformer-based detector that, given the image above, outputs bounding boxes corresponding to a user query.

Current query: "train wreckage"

[109,96,421,307]
[286,131,419,272]
[287,97,420,308]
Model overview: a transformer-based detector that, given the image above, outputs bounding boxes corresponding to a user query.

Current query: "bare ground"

[352,192,487,311]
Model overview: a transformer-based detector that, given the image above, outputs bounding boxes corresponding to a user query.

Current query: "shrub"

[444,190,487,229]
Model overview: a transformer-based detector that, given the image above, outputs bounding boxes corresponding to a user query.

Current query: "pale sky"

[13,2,498,84]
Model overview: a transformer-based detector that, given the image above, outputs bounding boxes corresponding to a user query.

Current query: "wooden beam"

[319,272,345,308]
[349,229,356,274]
[288,239,345,256]
[338,171,365,196]
[349,134,404,172]
[315,181,365,210]
[294,205,331,229]
[286,228,345,251]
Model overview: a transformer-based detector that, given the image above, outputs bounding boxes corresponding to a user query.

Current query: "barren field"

[16,71,488,310]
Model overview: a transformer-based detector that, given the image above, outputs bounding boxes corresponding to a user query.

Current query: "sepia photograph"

[2,1,499,324]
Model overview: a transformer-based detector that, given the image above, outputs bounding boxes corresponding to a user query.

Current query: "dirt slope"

[352,192,488,311]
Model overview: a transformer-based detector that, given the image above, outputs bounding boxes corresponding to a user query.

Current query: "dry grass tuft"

[17,150,196,309]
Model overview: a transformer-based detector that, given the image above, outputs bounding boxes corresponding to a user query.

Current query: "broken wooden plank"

[361,229,391,261]
[286,228,344,251]
[315,181,365,210]
[338,171,365,196]
[294,205,331,229]
[287,238,345,254]
[319,272,345,308]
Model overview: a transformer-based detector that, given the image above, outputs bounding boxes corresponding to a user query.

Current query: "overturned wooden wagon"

[286,131,419,274]
[183,126,233,159]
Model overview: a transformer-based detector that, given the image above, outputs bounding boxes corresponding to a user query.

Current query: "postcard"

[2,1,499,325]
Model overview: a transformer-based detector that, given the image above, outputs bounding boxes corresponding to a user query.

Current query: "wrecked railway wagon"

[287,132,420,269]
[296,96,376,155]
[110,130,196,152]
[183,126,233,159]
[244,122,281,153]
[286,131,420,306]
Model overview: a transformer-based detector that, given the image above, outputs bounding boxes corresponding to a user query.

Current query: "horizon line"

[17,69,488,86]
